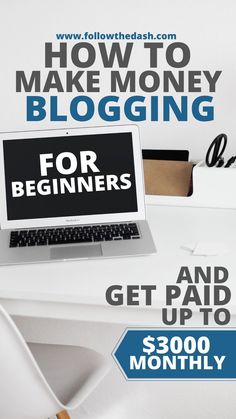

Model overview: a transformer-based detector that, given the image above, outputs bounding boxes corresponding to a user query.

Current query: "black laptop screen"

[3,132,138,221]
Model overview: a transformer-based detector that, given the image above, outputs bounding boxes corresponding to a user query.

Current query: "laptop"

[0,125,156,265]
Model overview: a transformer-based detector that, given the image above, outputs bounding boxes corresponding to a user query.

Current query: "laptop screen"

[3,132,138,222]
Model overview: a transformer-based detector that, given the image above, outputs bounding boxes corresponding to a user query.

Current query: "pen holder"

[145,161,236,209]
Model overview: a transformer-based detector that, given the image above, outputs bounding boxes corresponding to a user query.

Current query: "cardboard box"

[143,160,193,196]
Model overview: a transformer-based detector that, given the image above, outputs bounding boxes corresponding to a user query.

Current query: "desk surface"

[0,204,236,324]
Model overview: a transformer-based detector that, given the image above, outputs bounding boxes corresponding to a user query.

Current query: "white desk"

[0,204,236,325]
[1,204,236,419]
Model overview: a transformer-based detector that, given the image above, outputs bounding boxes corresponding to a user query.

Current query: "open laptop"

[0,125,156,265]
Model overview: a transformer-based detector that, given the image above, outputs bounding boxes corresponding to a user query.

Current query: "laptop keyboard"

[9,223,140,248]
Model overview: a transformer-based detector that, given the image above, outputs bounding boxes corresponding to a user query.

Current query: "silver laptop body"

[0,125,156,265]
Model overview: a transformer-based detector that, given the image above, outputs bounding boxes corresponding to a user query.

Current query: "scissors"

[205,133,236,168]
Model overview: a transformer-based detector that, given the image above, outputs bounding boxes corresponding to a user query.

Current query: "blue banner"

[113,329,236,380]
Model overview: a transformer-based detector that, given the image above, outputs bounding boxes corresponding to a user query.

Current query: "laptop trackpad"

[50,244,102,260]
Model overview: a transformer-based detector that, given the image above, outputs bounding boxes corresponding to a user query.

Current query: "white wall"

[1,0,235,160]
